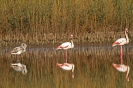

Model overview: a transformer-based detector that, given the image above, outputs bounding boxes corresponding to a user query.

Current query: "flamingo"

[112,28,129,64]
[57,63,75,78]
[56,34,74,63]
[112,63,130,81]
[11,63,28,74]
[11,43,27,54]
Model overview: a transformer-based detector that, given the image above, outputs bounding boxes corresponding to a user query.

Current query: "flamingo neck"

[72,64,74,78]
[70,39,74,48]
[72,64,74,72]
[126,66,130,80]
[22,65,27,74]
[120,45,123,64]
[125,31,129,44]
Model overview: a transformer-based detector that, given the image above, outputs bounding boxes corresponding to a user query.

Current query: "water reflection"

[0,45,133,88]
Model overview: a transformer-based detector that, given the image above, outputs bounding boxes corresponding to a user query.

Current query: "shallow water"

[0,44,133,88]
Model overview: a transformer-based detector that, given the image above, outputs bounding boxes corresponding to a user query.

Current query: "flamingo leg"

[64,50,67,63]
[120,45,123,64]
[64,51,65,61]
[16,55,20,62]
[65,50,67,63]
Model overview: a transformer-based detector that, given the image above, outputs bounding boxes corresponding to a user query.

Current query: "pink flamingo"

[56,34,74,63]
[57,63,75,78]
[112,63,130,81]
[112,28,129,64]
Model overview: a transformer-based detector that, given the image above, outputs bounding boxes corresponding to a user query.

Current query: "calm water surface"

[0,44,133,88]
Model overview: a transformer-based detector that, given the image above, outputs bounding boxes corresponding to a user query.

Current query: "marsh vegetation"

[0,0,133,88]
[0,0,133,45]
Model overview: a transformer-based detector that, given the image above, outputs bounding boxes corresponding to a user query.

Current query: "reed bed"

[0,45,133,88]
[0,0,133,45]
[0,31,133,46]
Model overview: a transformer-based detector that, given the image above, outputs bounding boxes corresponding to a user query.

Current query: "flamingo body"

[11,63,28,74]
[61,66,73,70]
[112,63,130,81]
[57,63,74,78]
[11,43,27,54]
[112,63,129,72]
[112,38,127,47]
[56,34,74,50]
[56,42,74,50]
[57,63,74,70]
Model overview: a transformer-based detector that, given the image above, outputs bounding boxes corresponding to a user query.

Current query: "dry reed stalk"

[0,0,133,36]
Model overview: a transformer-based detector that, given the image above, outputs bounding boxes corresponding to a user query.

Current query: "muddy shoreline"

[0,31,133,46]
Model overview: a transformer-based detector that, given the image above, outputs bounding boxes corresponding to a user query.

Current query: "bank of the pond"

[0,31,133,46]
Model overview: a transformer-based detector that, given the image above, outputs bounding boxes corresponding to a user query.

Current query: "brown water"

[0,44,133,88]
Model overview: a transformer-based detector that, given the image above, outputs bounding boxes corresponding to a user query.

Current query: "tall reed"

[0,0,133,45]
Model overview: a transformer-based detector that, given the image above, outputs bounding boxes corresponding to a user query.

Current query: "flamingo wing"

[11,63,23,72]
[57,42,71,50]
[112,38,126,46]
[11,47,21,52]
[112,63,127,72]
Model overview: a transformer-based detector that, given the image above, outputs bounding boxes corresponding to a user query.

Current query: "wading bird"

[112,28,129,64]
[56,34,74,63]
[11,63,28,74]
[11,43,27,54]
[112,63,130,81]
[57,63,74,78]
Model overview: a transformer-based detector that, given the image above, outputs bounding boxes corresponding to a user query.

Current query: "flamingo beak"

[126,77,129,81]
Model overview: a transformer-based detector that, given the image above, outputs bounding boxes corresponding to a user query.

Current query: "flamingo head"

[70,34,73,39]
[21,43,27,48]
[22,65,28,74]
[125,28,128,33]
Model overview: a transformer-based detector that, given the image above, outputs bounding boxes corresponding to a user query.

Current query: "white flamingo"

[112,28,129,64]
[57,63,74,78]
[56,34,74,63]
[11,63,28,74]
[11,43,27,54]
[112,63,130,81]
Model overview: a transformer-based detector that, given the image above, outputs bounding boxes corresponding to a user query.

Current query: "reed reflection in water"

[0,45,133,88]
